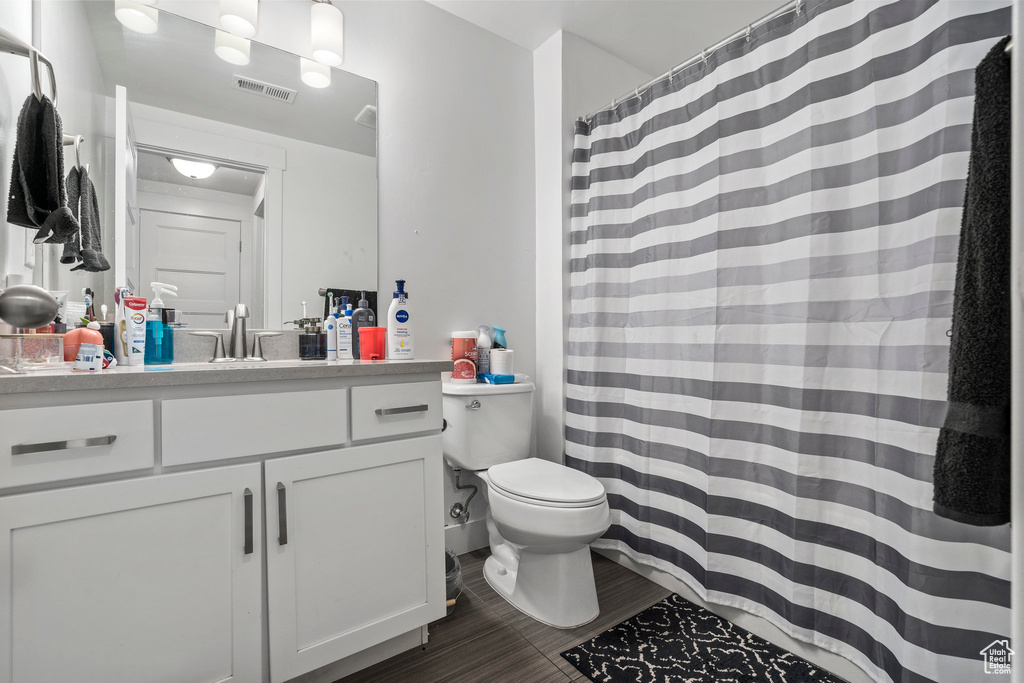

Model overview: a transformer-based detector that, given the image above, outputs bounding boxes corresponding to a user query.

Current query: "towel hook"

[74,135,83,170]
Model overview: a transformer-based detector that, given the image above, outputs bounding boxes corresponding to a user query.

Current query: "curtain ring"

[795,0,803,16]
[745,25,752,42]
[635,87,641,102]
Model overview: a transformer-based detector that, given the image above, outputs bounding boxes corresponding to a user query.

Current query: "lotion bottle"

[386,279,414,359]
[337,297,353,359]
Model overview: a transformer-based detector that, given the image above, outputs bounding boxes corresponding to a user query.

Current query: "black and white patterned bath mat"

[561,594,845,683]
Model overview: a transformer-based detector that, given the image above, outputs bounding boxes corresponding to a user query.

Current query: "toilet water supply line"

[450,468,478,522]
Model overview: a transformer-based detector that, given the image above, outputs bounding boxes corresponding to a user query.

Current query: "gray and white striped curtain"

[567,1,1012,682]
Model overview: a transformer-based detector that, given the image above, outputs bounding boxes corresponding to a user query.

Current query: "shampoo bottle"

[386,279,414,359]
[350,291,375,360]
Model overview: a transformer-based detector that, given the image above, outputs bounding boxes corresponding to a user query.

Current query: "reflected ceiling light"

[114,0,159,34]
[310,0,344,66]
[219,0,258,38]
[170,158,217,180]
[300,58,331,88]
[215,30,250,66]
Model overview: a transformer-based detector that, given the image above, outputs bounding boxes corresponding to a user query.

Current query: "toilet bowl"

[441,381,611,628]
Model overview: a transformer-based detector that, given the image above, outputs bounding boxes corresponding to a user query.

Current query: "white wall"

[0,0,34,286]
[38,0,111,301]
[534,31,651,464]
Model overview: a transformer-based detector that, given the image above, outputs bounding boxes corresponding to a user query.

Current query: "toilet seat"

[487,458,606,508]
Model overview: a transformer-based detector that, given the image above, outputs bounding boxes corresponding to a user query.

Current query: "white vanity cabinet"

[265,435,443,682]
[0,365,449,683]
[0,464,263,683]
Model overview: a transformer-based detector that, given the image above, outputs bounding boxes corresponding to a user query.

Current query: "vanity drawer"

[161,389,348,466]
[351,381,442,441]
[0,401,154,488]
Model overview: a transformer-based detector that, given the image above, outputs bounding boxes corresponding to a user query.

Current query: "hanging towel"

[6,94,79,244]
[61,166,81,265]
[933,36,1012,526]
[62,166,110,272]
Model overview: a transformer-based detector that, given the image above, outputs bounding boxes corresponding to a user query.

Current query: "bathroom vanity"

[0,360,451,683]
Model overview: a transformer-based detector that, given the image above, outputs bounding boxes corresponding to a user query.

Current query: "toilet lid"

[487,458,606,507]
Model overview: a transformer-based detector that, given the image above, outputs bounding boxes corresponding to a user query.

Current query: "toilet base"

[483,547,600,629]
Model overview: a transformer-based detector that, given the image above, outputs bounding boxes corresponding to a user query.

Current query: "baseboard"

[444,517,488,555]
[595,548,874,683]
[285,625,428,683]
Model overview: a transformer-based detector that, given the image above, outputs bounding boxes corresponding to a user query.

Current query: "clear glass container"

[0,334,64,372]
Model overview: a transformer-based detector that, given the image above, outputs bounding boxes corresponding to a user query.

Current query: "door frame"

[128,112,287,328]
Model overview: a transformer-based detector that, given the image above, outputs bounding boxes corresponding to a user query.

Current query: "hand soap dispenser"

[145,282,177,365]
[350,291,375,360]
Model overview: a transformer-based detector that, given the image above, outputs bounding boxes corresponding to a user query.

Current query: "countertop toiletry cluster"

[450,324,521,385]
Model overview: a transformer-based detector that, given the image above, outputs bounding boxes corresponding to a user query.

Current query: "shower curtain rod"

[581,0,802,123]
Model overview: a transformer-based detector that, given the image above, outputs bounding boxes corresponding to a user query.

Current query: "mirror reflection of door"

[132,149,266,328]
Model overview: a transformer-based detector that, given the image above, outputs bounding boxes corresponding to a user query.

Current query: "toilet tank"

[441,381,535,470]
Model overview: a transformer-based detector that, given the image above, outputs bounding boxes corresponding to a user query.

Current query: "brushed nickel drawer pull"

[12,434,117,456]
[277,482,288,546]
[243,488,254,555]
[375,404,429,416]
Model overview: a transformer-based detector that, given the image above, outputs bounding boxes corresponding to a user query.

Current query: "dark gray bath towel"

[6,94,79,244]
[933,36,1011,526]
[62,166,110,272]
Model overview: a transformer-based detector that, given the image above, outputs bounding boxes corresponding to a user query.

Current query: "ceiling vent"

[232,75,297,104]
[355,104,377,129]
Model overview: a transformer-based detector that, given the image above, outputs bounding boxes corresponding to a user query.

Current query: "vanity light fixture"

[114,0,159,34]
[310,0,344,66]
[215,30,250,66]
[219,0,258,39]
[300,58,331,88]
[170,158,217,180]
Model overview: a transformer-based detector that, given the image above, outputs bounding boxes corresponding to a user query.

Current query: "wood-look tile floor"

[338,549,670,683]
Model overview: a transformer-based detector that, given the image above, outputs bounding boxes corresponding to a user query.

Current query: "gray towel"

[6,94,79,244]
[62,166,110,272]
[933,36,1011,526]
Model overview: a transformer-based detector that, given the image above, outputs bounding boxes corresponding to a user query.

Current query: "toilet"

[442,381,611,629]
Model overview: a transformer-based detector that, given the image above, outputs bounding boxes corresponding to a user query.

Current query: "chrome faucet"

[228,303,249,360]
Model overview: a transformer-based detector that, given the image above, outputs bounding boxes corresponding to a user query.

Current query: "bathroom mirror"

[21,0,377,329]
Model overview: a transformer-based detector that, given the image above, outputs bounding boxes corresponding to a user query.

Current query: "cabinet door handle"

[243,488,253,555]
[375,404,429,416]
[12,434,116,456]
[277,482,288,546]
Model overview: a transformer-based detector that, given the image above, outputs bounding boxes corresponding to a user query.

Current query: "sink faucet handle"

[246,331,282,362]
[190,331,230,363]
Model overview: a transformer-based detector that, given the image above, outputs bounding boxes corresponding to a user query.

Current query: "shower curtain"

[566,1,1012,682]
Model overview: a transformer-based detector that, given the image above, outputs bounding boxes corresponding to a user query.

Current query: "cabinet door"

[265,435,445,682]
[0,464,263,683]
